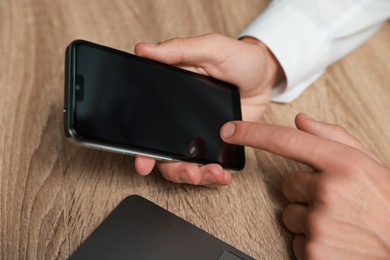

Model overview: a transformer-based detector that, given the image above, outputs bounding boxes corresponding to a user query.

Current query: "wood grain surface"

[1,0,389,259]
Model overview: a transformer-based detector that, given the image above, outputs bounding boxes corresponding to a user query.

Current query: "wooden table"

[1,0,389,259]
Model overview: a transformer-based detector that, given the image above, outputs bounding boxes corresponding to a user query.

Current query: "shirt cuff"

[238,1,329,103]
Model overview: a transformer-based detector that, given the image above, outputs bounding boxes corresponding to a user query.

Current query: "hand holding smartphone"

[64,40,245,170]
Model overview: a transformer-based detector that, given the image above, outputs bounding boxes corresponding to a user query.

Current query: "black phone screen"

[65,40,245,170]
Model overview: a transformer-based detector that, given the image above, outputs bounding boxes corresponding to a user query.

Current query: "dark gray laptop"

[68,195,254,260]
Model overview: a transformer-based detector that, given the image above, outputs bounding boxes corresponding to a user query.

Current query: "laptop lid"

[69,195,254,260]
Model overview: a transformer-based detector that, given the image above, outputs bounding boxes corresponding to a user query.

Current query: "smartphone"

[64,40,245,170]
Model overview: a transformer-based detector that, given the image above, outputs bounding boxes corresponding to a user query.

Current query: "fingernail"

[177,172,188,183]
[221,122,236,139]
[223,172,232,185]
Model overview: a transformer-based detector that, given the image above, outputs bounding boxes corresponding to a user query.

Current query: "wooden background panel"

[1,0,389,259]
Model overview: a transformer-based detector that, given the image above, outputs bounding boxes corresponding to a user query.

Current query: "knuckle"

[282,173,300,201]
[336,151,368,178]
[268,127,298,152]
[305,240,322,260]
[312,177,335,204]
[186,165,202,185]
[282,204,294,222]
[306,211,327,237]
[166,38,186,61]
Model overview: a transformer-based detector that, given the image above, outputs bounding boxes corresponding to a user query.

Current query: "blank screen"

[70,41,244,169]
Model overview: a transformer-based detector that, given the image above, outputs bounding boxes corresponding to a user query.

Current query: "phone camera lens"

[75,74,85,102]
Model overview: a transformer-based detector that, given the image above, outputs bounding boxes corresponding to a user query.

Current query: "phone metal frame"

[63,40,244,170]
[66,126,174,161]
[64,41,175,162]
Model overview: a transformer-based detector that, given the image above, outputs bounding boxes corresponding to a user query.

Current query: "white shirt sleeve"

[239,0,390,103]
